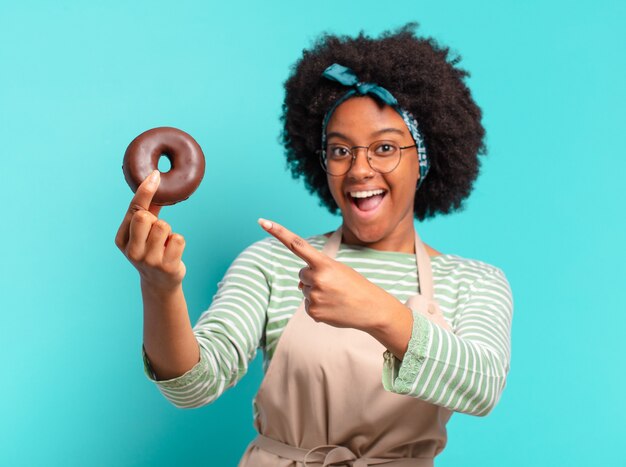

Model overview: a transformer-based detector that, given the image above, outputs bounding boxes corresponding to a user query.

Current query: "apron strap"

[412,228,434,299]
[321,225,343,257]
[322,225,435,300]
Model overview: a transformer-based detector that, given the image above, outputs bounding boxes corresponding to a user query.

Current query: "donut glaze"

[122,127,205,205]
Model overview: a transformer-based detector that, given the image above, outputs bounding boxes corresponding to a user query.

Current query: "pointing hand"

[257,218,400,332]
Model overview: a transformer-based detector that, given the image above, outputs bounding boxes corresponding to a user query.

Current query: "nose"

[347,147,374,179]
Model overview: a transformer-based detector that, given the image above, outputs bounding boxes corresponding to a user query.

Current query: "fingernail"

[148,170,160,188]
[257,218,272,230]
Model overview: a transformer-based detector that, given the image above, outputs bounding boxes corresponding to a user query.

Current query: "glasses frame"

[317,140,418,176]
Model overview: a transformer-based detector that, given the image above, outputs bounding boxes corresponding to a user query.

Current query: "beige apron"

[238,226,453,467]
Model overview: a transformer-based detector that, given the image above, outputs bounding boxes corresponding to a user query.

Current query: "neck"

[340,220,416,254]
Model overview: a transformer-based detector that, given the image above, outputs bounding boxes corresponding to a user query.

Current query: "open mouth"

[348,189,387,212]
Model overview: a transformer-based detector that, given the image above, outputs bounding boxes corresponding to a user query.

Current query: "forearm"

[384,312,509,416]
[364,291,507,415]
[367,298,414,360]
[141,279,200,381]
[366,299,505,416]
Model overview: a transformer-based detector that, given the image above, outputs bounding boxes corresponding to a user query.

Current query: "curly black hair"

[279,22,487,221]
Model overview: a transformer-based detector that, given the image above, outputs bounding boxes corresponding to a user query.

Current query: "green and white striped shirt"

[142,234,513,417]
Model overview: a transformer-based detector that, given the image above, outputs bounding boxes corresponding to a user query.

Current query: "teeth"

[350,189,385,198]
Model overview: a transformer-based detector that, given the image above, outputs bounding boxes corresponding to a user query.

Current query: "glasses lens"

[323,144,352,175]
[368,141,401,174]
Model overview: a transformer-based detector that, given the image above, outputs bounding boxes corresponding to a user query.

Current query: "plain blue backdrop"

[1,0,624,465]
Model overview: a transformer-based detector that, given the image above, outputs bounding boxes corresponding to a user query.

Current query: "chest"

[262,255,469,363]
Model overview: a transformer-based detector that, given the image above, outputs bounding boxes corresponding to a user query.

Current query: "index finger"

[115,170,161,248]
[258,218,325,266]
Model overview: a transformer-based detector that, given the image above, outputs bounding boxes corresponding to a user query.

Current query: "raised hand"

[257,218,403,333]
[115,170,187,291]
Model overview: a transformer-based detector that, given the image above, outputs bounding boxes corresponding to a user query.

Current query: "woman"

[115,23,513,466]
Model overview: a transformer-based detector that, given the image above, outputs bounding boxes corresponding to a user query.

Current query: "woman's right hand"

[114,170,187,291]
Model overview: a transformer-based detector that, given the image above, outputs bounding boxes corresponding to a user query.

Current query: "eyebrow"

[326,128,406,140]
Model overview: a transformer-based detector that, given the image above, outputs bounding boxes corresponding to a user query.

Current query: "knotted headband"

[320,63,430,189]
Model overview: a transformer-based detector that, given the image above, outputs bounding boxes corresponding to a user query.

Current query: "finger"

[125,211,157,261]
[148,203,162,217]
[163,233,185,265]
[301,285,312,300]
[131,170,161,212]
[115,170,161,249]
[144,219,171,265]
[298,266,313,286]
[258,218,324,266]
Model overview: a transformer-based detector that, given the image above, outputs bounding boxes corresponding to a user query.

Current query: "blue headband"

[320,63,430,189]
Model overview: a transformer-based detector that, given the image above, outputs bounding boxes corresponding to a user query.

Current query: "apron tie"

[253,434,428,466]
[304,444,363,466]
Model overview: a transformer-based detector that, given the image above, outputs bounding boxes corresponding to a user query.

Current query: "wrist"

[368,298,414,360]
[140,277,183,300]
[369,298,410,335]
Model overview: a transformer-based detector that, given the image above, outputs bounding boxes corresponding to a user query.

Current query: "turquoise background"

[1,0,624,465]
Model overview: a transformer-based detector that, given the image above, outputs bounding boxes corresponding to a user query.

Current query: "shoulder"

[235,236,274,266]
[434,253,505,278]
[433,254,512,298]
[224,237,278,282]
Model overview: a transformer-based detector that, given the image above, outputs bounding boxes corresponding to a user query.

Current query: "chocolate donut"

[122,127,205,206]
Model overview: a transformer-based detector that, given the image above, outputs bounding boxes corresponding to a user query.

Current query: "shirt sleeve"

[382,267,513,417]
[141,238,274,408]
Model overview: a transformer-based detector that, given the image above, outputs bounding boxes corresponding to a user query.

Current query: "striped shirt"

[142,234,513,417]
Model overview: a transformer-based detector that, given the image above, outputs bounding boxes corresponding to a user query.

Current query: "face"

[325,96,420,252]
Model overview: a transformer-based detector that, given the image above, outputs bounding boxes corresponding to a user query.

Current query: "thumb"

[129,169,161,213]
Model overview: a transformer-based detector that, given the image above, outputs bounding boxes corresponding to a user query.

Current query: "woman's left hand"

[258,218,400,333]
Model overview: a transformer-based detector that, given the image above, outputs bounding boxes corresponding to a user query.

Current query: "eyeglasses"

[317,140,417,176]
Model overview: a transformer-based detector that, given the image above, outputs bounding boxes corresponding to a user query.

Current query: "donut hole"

[157,153,172,173]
